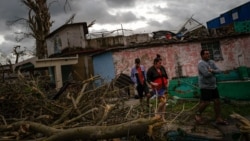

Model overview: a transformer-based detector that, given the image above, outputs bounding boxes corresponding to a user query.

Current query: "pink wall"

[219,36,250,70]
[113,35,250,80]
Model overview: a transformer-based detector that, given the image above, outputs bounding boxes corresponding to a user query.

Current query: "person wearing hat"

[131,58,150,106]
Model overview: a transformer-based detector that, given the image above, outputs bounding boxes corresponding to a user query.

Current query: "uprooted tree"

[1,71,233,140]
[0,73,171,140]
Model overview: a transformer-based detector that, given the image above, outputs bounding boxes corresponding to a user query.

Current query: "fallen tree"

[0,117,161,141]
[0,73,166,140]
[1,72,245,140]
[230,113,250,140]
[231,113,250,133]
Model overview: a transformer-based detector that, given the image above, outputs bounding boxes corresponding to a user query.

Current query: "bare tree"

[8,0,90,59]
[12,45,26,64]
[21,0,53,59]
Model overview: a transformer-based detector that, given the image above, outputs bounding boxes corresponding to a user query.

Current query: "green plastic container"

[238,66,249,80]
[217,80,250,100]
[168,77,200,98]
[169,68,250,100]
[216,70,240,82]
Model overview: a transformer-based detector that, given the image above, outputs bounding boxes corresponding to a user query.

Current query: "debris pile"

[0,74,166,140]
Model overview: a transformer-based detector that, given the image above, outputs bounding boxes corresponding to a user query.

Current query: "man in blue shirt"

[131,58,150,106]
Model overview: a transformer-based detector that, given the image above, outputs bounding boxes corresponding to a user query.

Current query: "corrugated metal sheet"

[220,12,233,26]
[114,73,134,88]
[207,17,221,29]
[234,1,250,21]
[207,1,250,29]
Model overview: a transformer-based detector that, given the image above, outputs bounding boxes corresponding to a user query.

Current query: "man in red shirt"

[131,58,150,106]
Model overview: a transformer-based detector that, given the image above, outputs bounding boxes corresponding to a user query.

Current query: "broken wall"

[112,35,250,80]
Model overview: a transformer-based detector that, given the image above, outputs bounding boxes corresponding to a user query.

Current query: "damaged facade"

[97,34,250,80]
[13,1,250,91]
[94,1,250,82]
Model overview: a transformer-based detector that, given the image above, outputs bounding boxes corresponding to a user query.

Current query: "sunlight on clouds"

[136,1,169,22]
[0,35,4,44]
[122,21,148,30]
[90,21,148,32]
[108,1,169,24]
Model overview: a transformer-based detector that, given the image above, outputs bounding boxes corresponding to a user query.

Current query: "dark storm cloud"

[66,0,114,24]
[0,1,27,35]
[0,1,41,55]
[109,11,138,23]
[0,0,67,55]
[145,0,250,32]
[49,0,73,16]
[0,1,27,21]
[1,0,250,57]
[105,0,135,8]
[0,31,34,54]
[64,0,139,25]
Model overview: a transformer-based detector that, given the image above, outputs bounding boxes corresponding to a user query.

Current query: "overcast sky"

[0,0,249,61]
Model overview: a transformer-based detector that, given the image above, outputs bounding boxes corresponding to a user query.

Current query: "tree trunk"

[0,118,159,141]
[36,40,47,59]
[22,0,51,59]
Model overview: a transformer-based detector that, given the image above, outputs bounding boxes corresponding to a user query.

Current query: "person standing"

[147,54,168,121]
[195,49,228,125]
[131,58,150,105]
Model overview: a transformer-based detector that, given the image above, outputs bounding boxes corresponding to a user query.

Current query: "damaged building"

[12,1,250,94]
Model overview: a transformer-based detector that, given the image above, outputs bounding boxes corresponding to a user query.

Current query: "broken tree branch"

[47,117,159,141]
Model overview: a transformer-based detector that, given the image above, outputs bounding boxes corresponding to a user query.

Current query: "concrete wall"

[86,33,151,48]
[125,34,151,45]
[72,55,93,81]
[113,35,250,80]
[46,25,86,56]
